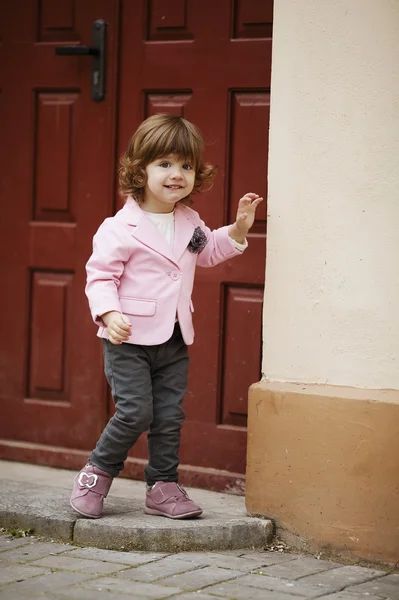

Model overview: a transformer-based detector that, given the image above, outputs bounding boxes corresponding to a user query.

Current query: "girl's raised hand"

[229,193,263,243]
[236,193,263,230]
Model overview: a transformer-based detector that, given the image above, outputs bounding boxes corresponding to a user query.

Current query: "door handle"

[55,19,107,102]
[55,46,99,56]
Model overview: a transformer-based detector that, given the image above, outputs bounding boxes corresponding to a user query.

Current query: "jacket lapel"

[133,217,179,265]
[173,205,196,262]
[122,198,195,266]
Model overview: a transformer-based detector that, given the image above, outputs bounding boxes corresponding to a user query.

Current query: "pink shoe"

[145,481,203,519]
[70,464,113,519]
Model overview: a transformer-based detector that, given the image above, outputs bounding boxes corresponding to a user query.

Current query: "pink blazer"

[85,197,243,345]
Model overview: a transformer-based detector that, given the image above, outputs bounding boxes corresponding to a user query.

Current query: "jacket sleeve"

[195,220,245,268]
[85,219,132,326]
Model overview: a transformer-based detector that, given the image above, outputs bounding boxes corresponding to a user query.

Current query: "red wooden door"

[117,1,271,491]
[0,1,119,455]
[0,0,271,492]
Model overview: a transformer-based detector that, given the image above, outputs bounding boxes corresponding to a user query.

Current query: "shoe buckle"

[78,472,98,489]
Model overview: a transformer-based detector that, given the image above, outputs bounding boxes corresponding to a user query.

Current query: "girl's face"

[142,154,195,213]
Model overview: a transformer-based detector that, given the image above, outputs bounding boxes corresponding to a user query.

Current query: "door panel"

[0,0,119,449]
[117,0,271,484]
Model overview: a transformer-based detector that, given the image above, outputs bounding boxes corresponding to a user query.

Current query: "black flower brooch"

[187,226,208,254]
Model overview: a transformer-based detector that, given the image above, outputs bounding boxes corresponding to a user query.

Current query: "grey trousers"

[89,323,189,485]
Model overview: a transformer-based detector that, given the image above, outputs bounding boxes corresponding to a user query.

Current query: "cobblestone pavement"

[0,533,397,600]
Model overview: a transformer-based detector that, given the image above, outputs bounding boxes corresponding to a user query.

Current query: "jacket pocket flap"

[120,297,156,316]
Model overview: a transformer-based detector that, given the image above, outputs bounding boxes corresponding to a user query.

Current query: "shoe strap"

[151,482,190,504]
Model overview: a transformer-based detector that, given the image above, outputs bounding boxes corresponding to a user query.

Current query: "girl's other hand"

[101,311,131,345]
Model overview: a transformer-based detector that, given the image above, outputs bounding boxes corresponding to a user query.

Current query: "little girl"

[70,114,262,519]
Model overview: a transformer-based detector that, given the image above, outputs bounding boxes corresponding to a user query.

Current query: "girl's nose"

[170,166,183,179]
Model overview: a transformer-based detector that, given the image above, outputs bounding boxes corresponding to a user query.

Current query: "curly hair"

[119,114,216,205]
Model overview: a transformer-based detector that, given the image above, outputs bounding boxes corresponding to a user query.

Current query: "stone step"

[0,462,273,553]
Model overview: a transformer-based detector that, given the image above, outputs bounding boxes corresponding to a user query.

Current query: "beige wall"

[246,0,399,565]
[264,0,399,389]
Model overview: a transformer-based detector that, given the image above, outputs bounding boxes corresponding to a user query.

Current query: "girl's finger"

[110,325,125,337]
[120,314,132,327]
[109,326,129,340]
[114,323,130,334]
[244,199,263,210]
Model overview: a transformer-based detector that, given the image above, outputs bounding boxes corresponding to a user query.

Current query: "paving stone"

[0,592,38,600]
[0,563,51,585]
[156,565,245,590]
[224,572,333,597]
[238,550,304,565]
[29,554,130,575]
[0,535,34,552]
[201,580,304,600]
[257,556,342,580]
[209,549,254,556]
[116,556,204,582]
[348,572,399,598]
[301,566,386,594]
[172,550,274,571]
[0,541,75,563]
[316,591,386,600]
[0,532,393,600]
[167,594,231,600]
[1,570,94,595]
[68,547,168,566]
[80,575,183,598]
[49,587,138,599]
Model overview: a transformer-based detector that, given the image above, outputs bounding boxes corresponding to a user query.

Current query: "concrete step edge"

[0,481,274,552]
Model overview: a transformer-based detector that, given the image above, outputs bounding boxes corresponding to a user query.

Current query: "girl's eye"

[159,162,170,168]
[182,164,193,170]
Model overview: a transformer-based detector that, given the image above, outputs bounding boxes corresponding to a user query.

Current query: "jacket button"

[171,270,180,280]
